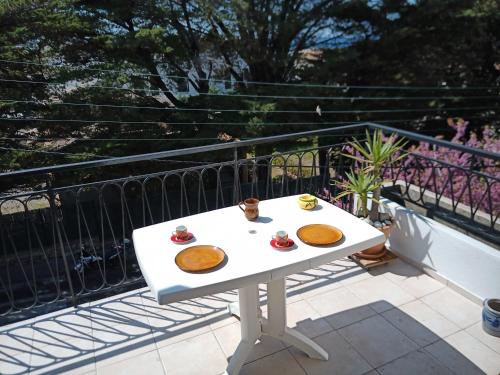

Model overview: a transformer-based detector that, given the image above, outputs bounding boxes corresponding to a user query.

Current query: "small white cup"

[272,230,289,246]
[173,225,189,240]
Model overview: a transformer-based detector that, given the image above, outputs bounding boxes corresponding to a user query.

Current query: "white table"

[133,195,385,374]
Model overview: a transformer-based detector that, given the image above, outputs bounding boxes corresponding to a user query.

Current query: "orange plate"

[296,224,343,246]
[175,245,226,272]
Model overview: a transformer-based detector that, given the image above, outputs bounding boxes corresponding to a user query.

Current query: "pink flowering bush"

[385,118,499,216]
[319,119,499,220]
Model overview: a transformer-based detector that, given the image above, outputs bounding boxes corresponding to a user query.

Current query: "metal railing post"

[46,173,77,307]
[233,146,239,205]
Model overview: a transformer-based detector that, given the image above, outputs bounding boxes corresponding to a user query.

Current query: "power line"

[1,78,498,101]
[0,118,378,125]
[0,116,496,127]
[0,136,224,142]
[0,130,389,144]
[0,145,219,164]
[0,146,108,159]
[197,92,500,101]
[1,98,496,114]
[0,126,484,143]
[1,59,499,91]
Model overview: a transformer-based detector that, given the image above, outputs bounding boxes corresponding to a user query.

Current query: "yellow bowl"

[297,194,318,210]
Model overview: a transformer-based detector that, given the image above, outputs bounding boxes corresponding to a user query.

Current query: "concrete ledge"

[382,199,500,304]
[391,180,499,232]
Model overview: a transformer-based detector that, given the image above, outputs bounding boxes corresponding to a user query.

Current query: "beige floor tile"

[30,349,96,375]
[92,318,152,349]
[196,291,239,330]
[465,321,500,354]
[240,349,305,375]
[288,258,372,293]
[97,349,164,375]
[158,332,227,375]
[146,300,211,349]
[369,258,423,281]
[285,277,304,302]
[48,305,93,330]
[393,274,444,298]
[285,266,344,300]
[282,300,333,339]
[421,288,481,329]
[382,300,460,347]
[290,330,372,375]
[32,335,95,359]
[0,324,34,358]
[93,320,157,368]
[307,287,377,329]
[28,307,92,349]
[31,318,94,349]
[212,321,285,364]
[90,295,149,328]
[330,258,373,287]
[346,276,416,313]
[338,315,418,368]
[29,333,96,374]
[31,303,90,320]
[139,289,161,309]
[425,340,485,375]
[0,352,31,375]
[377,349,454,375]
[426,330,500,375]
[94,340,157,369]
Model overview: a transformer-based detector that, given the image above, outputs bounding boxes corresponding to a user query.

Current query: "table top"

[133,195,385,305]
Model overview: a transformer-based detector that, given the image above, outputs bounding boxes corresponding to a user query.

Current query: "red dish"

[270,238,295,250]
[171,233,195,244]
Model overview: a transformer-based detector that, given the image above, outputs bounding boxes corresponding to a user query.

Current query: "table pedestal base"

[225,278,328,375]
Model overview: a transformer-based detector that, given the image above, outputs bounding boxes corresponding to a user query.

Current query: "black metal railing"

[0,122,498,323]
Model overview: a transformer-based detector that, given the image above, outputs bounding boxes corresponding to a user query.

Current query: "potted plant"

[335,130,407,259]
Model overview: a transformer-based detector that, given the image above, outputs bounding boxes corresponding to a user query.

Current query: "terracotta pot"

[355,223,392,260]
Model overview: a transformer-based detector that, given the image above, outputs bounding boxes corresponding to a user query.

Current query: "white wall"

[382,200,500,303]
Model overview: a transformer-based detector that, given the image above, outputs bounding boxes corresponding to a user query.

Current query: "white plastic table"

[133,195,385,374]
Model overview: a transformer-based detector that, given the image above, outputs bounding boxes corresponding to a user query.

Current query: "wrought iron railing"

[0,122,498,323]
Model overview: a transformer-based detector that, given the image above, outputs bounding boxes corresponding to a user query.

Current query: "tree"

[204,0,343,82]
[1,0,498,173]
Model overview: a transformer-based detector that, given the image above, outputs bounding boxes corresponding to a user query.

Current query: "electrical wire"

[0,146,109,158]
[0,116,496,127]
[0,145,219,164]
[0,136,224,142]
[0,131,372,143]
[1,59,499,91]
[1,78,498,101]
[1,98,496,114]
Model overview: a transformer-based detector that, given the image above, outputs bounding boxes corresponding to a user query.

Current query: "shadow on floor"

[0,259,486,375]
[288,302,484,375]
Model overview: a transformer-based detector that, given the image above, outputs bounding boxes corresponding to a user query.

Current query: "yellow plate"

[175,245,226,272]
[296,224,343,246]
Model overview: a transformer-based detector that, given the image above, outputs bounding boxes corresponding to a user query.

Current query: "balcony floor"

[1,257,499,375]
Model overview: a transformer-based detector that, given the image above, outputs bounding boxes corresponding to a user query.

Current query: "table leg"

[262,278,329,361]
[225,279,327,375]
[225,284,261,375]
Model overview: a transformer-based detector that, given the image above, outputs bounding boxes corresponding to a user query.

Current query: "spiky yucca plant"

[338,130,407,221]
[335,170,384,218]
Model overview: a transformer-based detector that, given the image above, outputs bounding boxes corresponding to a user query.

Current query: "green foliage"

[343,130,408,175]
[334,169,383,218]
[337,130,407,219]
[0,0,498,172]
